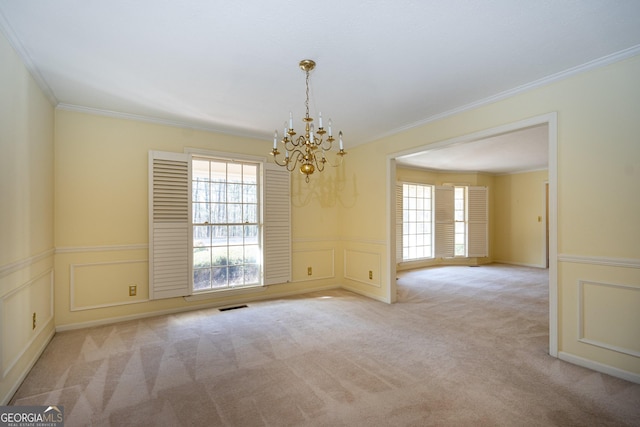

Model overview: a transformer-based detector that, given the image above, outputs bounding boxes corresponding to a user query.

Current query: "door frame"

[386,112,558,357]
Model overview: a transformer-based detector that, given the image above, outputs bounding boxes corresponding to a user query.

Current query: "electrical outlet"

[129,285,137,296]
[369,270,373,280]
[32,312,36,330]
[307,267,312,276]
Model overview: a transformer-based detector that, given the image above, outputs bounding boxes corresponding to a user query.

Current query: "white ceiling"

[1,1,639,172]
[396,124,549,174]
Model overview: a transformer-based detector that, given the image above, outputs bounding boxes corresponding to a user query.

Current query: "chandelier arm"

[290,148,307,167]
[271,151,295,171]
[314,152,326,173]
[285,158,297,173]
[296,134,308,148]
[271,156,287,167]
[323,150,347,168]
[282,138,296,152]
[316,137,334,152]
[272,147,309,173]
[282,134,307,151]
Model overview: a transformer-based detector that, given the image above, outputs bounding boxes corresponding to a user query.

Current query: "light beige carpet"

[10,264,640,426]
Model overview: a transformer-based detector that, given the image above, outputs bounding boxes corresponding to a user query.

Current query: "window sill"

[184,285,266,302]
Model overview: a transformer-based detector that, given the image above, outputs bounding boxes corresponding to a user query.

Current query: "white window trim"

[191,155,263,293]
[184,284,268,302]
[398,181,435,262]
[184,147,267,163]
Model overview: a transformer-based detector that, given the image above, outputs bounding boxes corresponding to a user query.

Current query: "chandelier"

[270,59,346,183]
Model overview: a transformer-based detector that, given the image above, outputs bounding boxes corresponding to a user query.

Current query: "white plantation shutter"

[434,186,455,258]
[263,164,291,285]
[467,186,488,257]
[149,151,191,299]
[395,183,403,262]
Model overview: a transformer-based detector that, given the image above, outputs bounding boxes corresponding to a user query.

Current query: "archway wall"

[339,54,640,380]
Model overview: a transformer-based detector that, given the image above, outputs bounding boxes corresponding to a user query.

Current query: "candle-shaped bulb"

[339,131,344,150]
[318,112,323,128]
[284,122,288,137]
[273,130,278,149]
[328,119,333,137]
[289,112,293,129]
[309,124,315,142]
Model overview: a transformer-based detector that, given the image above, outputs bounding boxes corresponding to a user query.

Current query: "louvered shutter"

[396,183,404,262]
[434,186,455,258]
[467,186,488,257]
[263,164,291,285]
[148,151,191,299]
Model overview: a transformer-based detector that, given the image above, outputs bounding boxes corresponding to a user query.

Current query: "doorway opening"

[386,113,558,357]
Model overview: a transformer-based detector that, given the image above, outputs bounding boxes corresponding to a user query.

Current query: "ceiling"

[396,124,549,174]
[1,1,639,172]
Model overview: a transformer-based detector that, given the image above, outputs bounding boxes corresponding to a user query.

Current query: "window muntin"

[192,158,261,291]
[402,183,433,261]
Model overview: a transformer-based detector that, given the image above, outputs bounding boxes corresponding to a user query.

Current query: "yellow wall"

[337,150,388,300]
[0,32,55,404]
[342,55,640,377]
[493,170,548,267]
[53,110,342,328]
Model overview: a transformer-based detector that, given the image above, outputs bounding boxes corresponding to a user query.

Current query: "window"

[148,151,291,300]
[454,186,466,256]
[401,183,433,261]
[192,158,260,291]
[399,183,487,262]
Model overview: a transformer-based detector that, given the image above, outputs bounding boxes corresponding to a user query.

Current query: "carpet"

[10,264,640,426]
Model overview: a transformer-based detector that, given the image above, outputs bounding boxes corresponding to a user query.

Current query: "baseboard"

[492,259,546,269]
[341,284,391,304]
[558,351,640,384]
[1,328,55,405]
[56,283,341,332]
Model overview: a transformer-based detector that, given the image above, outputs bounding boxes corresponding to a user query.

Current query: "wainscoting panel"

[70,260,148,311]
[578,280,640,357]
[558,256,640,378]
[292,249,334,282]
[1,269,53,377]
[344,249,381,287]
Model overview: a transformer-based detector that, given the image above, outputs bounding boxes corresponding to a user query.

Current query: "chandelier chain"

[305,70,310,119]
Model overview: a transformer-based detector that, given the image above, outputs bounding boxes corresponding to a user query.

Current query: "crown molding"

[377,45,640,142]
[3,8,639,146]
[0,10,58,106]
[55,103,267,140]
